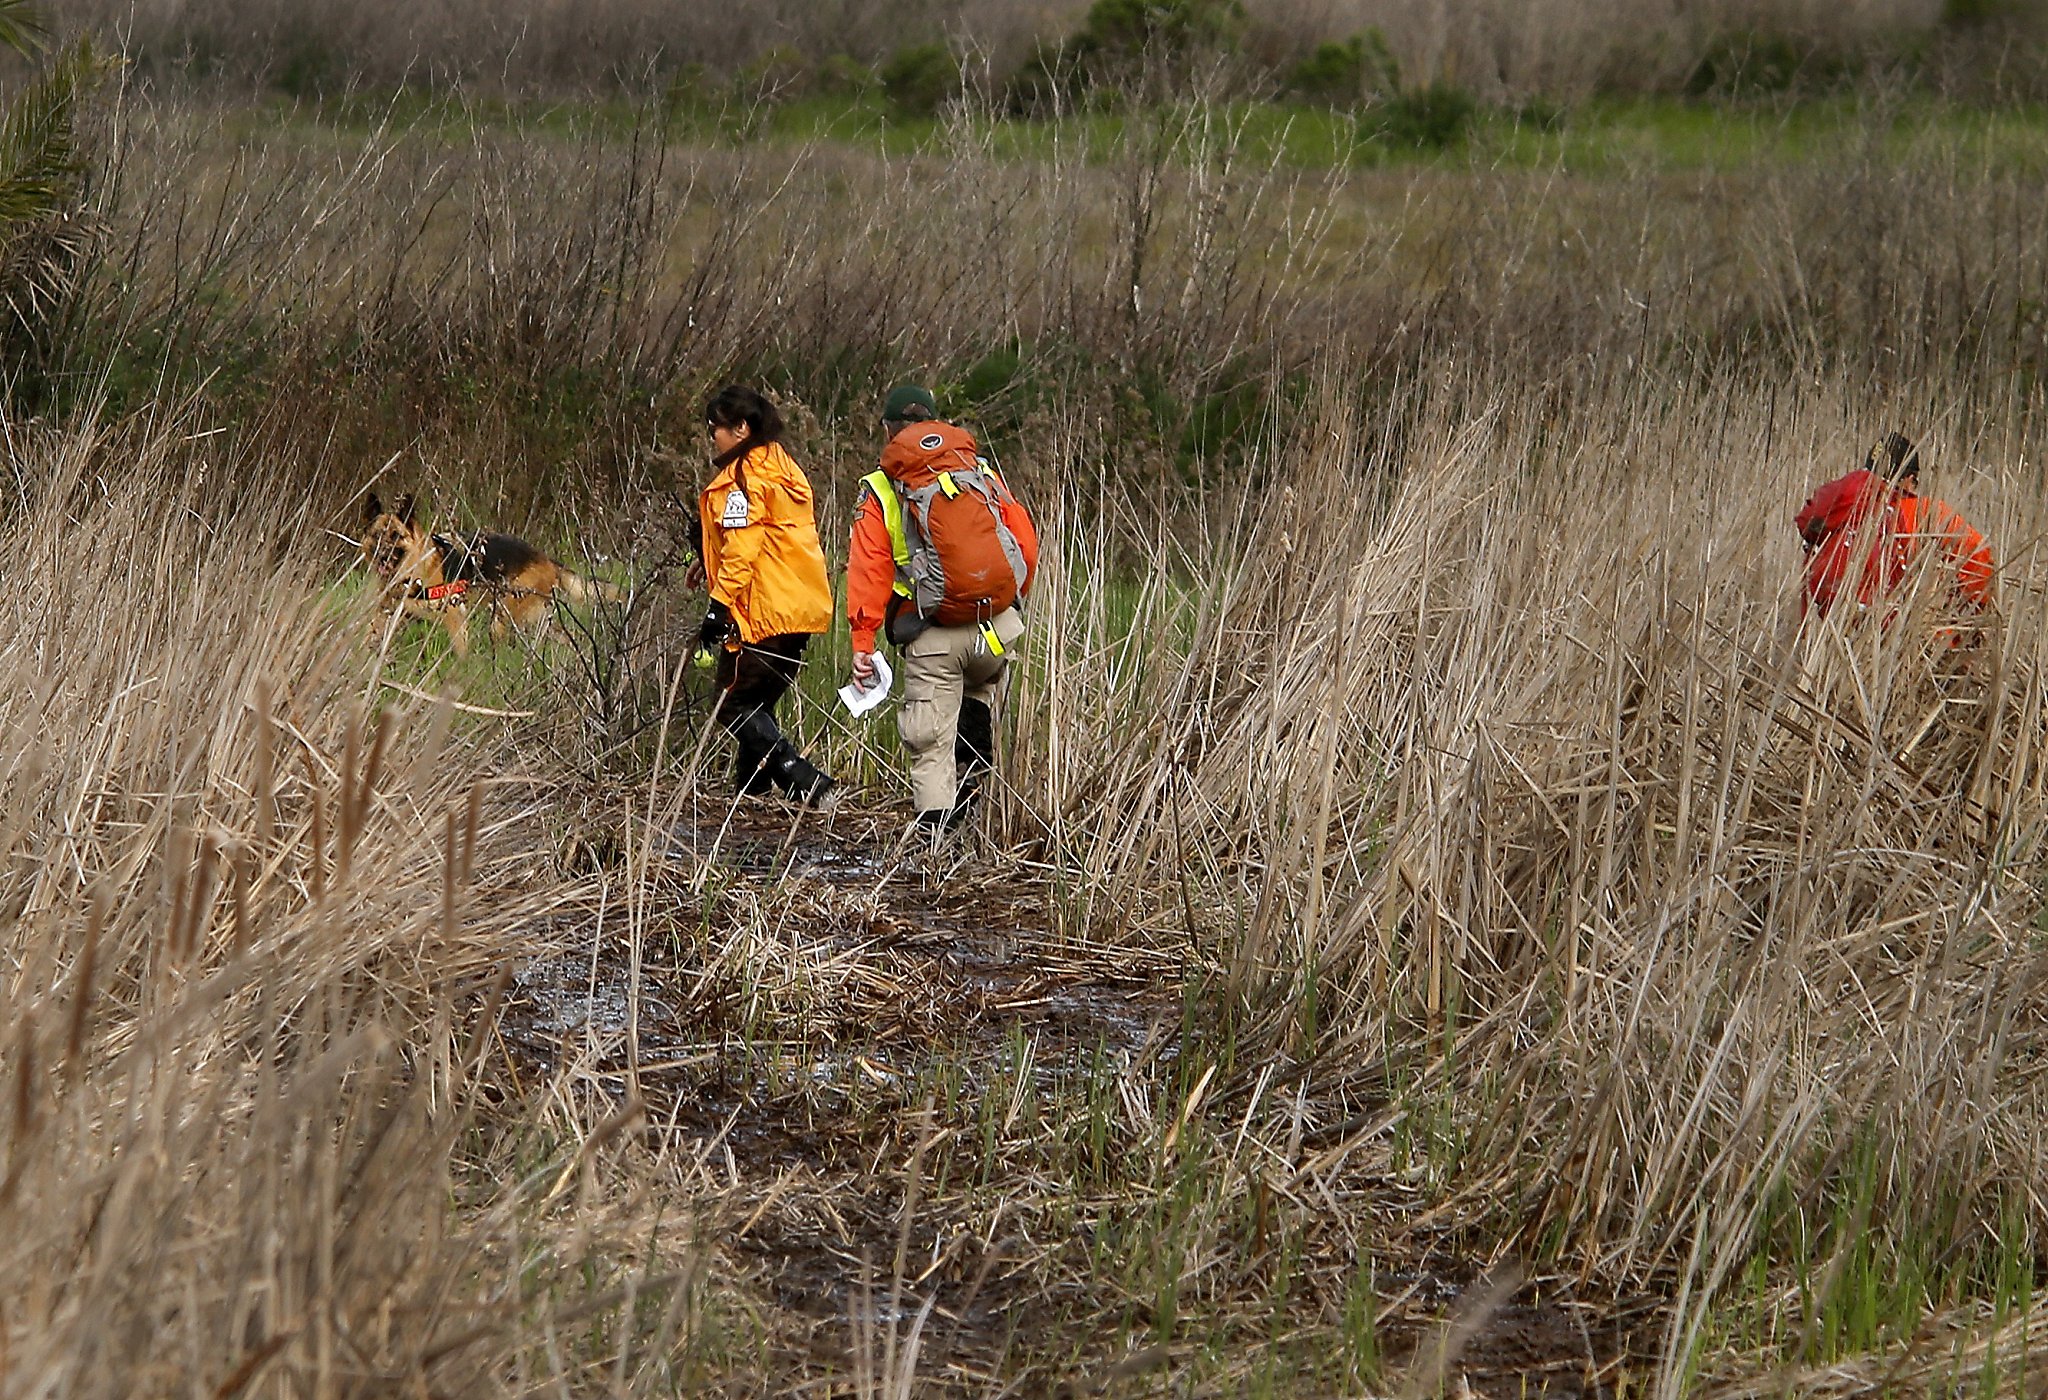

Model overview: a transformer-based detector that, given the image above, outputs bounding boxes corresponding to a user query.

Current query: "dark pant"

[713,634,831,800]
[951,696,995,802]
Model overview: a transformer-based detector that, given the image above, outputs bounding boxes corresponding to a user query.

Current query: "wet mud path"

[492,801,1656,1396]
[496,803,1187,1381]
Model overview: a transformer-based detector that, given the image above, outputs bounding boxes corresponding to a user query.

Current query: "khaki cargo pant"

[897,607,1025,813]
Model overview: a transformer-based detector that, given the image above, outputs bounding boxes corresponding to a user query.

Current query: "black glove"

[698,600,734,648]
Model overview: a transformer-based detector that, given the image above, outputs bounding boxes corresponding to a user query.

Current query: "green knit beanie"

[882,384,938,423]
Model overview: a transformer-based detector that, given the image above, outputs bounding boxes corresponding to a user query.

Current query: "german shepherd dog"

[361,492,603,656]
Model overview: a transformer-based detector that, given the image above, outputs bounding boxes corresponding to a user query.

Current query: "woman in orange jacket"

[691,386,838,805]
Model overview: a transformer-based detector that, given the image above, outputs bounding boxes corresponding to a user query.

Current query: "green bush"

[1686,31,1840,97]
[661,64,714,118]
[816,53,876,98]
[1942,0,2018,24]
[272,28,341,99]
[1008,0,1245,111]
[1005,41,1083,117]
[740,45,813,101]
[950,340,1063,441]
[959,343,1027,406]
[1076,0,1246,60]
[1179,376,1265,466]
[1286,37,1364,107]
[1369,82,1476,150]
[1284,31,1397,109]
[879,42,960,119]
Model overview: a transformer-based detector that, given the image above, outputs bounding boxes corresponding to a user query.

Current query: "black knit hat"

[1865,431,1921,479]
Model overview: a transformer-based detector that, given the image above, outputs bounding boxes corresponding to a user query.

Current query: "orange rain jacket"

[846,423,1039,652]
[1794,468,1994,617]
[699,441,834,645]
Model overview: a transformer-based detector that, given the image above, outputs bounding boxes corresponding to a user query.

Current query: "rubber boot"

[765,739,837,807]
[730,711,778,796]
[733,712,836,807]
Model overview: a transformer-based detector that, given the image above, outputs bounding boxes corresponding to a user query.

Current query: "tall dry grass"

[0,421,717,1394]
[503,347,2048,1392]
[6,82,2048,1393]
[11,360,2037,1393]
[1003,359,2048,1390]
[52,89,2048,525]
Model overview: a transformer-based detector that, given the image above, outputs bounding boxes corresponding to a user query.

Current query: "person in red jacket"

[847,385,1039,831]
[1795,432,1994,623]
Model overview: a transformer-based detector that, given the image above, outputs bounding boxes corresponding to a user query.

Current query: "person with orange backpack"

[1795,431,1994,624]
[845,385,1039,831]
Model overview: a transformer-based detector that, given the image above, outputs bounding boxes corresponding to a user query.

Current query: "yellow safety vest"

[862,470,915,600]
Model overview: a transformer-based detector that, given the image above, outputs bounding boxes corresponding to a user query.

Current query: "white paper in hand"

[838,652,894,717]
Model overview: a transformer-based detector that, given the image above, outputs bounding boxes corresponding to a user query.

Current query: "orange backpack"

[864,423,1029,634]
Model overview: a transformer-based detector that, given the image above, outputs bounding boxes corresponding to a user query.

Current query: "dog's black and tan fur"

[361,492,599,655]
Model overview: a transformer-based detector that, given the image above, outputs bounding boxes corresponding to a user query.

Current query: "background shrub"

[1942,0,2017,24]
[1369,82,1477,150]
[879,41,960,119]
[816,52,876,98]
[1283,31,1400,109]
[1686,30,1847,98]
[1075,0,1247,61]
[271,28,342,99]
[740,44,813,102]
[1005,40,1084,117]
[1017,0,1249,103]
[41,0,2048,106]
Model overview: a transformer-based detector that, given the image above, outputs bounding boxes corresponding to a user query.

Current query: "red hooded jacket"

[1795,468,1993,617]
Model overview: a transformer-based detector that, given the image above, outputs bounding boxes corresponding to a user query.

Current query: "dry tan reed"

[0,422,718,1395]
[59,93,2048,528]
[6,78,2048,1398]
[997,362,2048,1393]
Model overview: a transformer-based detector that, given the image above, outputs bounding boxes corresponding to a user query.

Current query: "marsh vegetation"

[3,2,2048,1395]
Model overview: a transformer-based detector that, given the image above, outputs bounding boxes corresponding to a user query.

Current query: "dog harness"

[400,578,469,604]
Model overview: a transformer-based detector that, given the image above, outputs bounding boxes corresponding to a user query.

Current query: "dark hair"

[1865,431,1921,480]
[704,385,783,447]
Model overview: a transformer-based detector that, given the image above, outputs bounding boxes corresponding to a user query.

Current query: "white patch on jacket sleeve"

[719,488,750,528]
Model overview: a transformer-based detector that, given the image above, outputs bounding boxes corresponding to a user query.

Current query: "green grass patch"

[257,85,2048,176]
